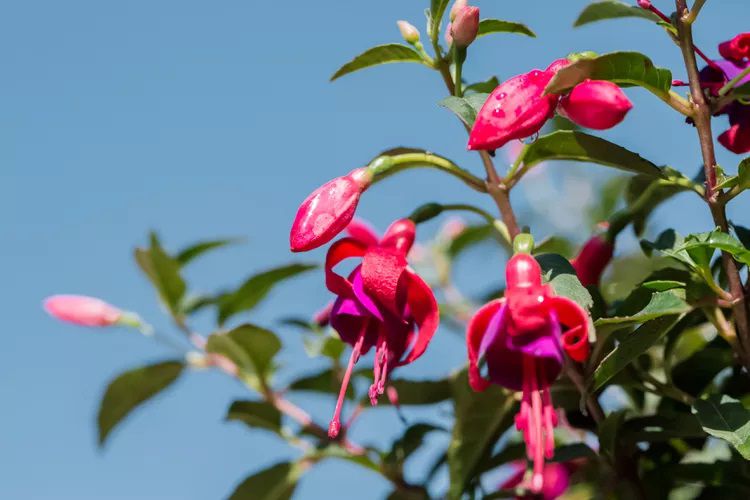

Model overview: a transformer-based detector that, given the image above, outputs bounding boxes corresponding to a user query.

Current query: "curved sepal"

[466,299,504,392]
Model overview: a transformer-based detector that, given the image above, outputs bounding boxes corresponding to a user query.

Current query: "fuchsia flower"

[571,233,614,287]
[290,168,373,252]
[559,80,633,130]
[500,461,573,499]
[450,5,480,48]
[699,33,750,154]
[324,218,439,438]
[466,253,590,493]
[44,295,122,327]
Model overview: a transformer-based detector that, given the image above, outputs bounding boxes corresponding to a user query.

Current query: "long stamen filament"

[328,331,366,439]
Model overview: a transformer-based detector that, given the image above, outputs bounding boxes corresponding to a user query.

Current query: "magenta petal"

[329,295,380,353]
[714,59,750,85]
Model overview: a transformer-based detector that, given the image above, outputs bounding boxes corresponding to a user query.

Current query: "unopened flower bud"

[290,168,373,252]
[559,80,633,130]
[449,0,468,21]
[450,6,479,48]
[397,20,420,44]
[571,234,614,286]
[44,295,122,327]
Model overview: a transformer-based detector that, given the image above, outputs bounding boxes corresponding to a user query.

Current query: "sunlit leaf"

[536,253,593,310]
[229,462,301,500]
[573,0,659,27]
[595,289,691,328]
[477,19,535,38]
[134,233,187,316]
[205,324,281,389]
[692,395,750,460]
[465,76,499,94]
[331,44,424,81]
[226,400,282,434]
[439,93,489,127]
[98,360,184,446]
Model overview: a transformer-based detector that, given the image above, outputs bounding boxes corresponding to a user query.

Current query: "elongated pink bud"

[451,6,479,48]
[558,80,632,130]
[396,20,420,44]
[290,168,372,252]
[571,234,614,287]
[44,295,122,327]
[468,69,560,151]
[449,0,468,21]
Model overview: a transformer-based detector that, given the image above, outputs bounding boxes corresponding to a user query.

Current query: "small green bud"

[513,233,535,254]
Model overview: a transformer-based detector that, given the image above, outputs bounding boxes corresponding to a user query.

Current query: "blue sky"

[2,0,749,498]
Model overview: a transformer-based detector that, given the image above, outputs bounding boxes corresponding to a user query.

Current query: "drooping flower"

[559,80,633,130]
[466,252,590,493]
[44,295,122,327]
[571,232,614,287]
[719,33,750,63]
[468,59,569,151]
[325,218,439,438]
[450,5,480,48]
[290,168,373,252]
[500,460,573,499]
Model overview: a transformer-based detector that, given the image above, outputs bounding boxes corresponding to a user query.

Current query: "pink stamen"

[520,356,551,494]
[328,330,366,439]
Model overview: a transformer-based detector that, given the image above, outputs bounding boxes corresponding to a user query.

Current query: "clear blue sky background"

[2,1,749,498]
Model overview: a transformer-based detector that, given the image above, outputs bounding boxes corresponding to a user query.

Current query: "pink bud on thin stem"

[290,168,372,252]
[558,80,633,130]
[44,295,122,327]
[449,0,468,21]
[396,20,420,44]
[450,6,479,48]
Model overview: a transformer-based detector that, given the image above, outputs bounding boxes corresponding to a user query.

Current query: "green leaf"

[517,131,665,178]
[289,367,367,397]
[226,400,282,434]
[385,423,443,472]
[447,370,515,500]
[439,93,489,127]
[465,76,499,94]
[535,253,594,310]
[313,444,382,472]
[622,412,705,442]
[429,0,452,40]
[598,410,627,461]
[595,289,691,328]
[229,462,301,500]
[97,360,184,446]
[134,233,187,316]
[545,51,672,99]
[573,0,659,27]
[176,238,241,266]
[591,314,684,391]
[205,324,281,389]
[625,170,690,235]
[381,378,453,406]
[331,44,424,81]
[477,19,535,38]
[692,395,750,460]
[679,229,750,267]
[448,224,496,257]
[218,263,316,325]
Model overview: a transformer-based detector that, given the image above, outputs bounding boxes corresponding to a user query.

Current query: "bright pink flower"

[290,168,372,252]
[468,59,569,151]
[719,123,750,154]
[559,80,632,130]
[500,461,572,499]
[44,295,122,327]
[325,219,439,438]
[450,6,479,48]
[466,253,590,493]
[719,33,750,63]
[571,233,614,287]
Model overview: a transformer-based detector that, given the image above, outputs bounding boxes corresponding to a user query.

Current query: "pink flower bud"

[444,23,453,46]
[396,20,420,44]
[719,33,750,62]
[449,0,468,21]
[468,69,560,150]
[718,124,750,154]
[44,295,122,327]
[450,6,479,48]
[558,80,633,130]
[571,234,614,286]
[290,168,372,252]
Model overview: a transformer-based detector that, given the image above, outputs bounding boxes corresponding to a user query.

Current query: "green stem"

[453,47,466,97]
[441,203,512,244]
[368,152,486,192]
[718,65,750,96]
[684,0,708,24]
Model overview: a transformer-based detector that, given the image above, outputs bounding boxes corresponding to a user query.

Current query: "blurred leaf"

[595,289,691,328]
[385,423,444,475]
[465,76,499,94]
[181,294,218,315]
[622,412,704,442]
[534,236,573,257]
[312,444,381,472]
[732,81,750,97]
[176,238,241,266]
[588,175,626,225]
[98,360,184,446]
[626,167,700,235]
[477,19,535,38]
[715,158,750,191]
[680,229,750,267]
[205,324,281,389]
[692,395,750,460]
[545,51,672,98]
[448,224,495,257]
[218,263,316,325]
[429,0,452,40]
[382,378,453,406]
[591,314,683,391]
[303,334,345,361]
[134,233,186,316]
[229,461,301,500]
[289,367,368,397]
[672,340,733,396]
[226,400,282,434]
[439,93,489,127]
[447,370,514,500]
[598,409,627,461]
[387,487,430,500]
[551,442,597,462]
[573,0,659,27]
[331,44,424,81]
[536,253,594,310]
[518,131,664,178]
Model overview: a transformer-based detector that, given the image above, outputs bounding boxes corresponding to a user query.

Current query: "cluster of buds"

[468,58,633,151]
